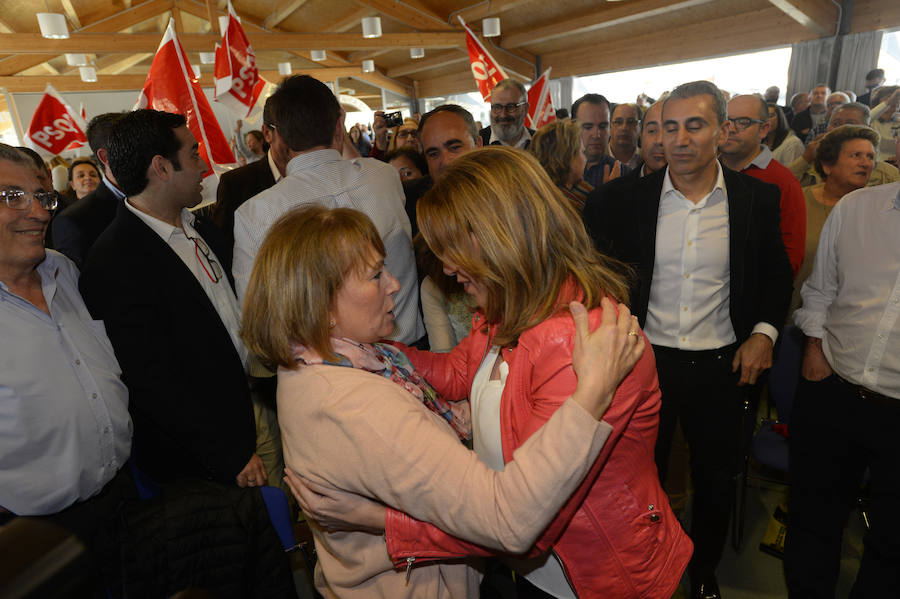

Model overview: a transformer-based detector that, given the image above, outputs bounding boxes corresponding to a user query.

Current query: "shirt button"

[687,241,693,247]
[75,359,81,365]
[683,306,688,312]
[104,426,110,433]
[868,367,875,372]
[92,393,98,399]
[684,273,691,279]
[681,336,687,342]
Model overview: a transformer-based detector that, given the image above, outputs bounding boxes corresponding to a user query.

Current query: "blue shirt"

[583,155,631,188]
[0,251,132,515]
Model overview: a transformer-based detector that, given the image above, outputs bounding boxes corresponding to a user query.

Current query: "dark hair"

[665,81,727,125]
[67,158,99,182]
[385,146,428,177]
[866,68,885,81]
[107,109,186,197]
[269,75,340,152]
[86,112,126,154]
[872,85,899,107]
[413,233,463,298]
[1,144,33,167]
[16,146,48,173]
[814,125,880,179]
[571,93,610,120]
[246,130,264,144]
[491,79,527,101]
[418,104,478,143]
[555,108,569,119]
[766,103,791,150]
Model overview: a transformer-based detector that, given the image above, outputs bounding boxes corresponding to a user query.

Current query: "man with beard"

[478,79,534,149]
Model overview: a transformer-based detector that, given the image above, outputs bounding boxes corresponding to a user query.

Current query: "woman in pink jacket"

[290,147,692,598]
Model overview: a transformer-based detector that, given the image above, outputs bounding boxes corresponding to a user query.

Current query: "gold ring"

[628,330,639,337]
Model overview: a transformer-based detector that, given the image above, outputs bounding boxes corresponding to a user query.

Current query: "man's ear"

[96,147,109,167]
[149,154,170,181]
[475,136,484,148]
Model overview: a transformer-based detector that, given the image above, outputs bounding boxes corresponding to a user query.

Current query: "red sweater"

[743,154,806,277]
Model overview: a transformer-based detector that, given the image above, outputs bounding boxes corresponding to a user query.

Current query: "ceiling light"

[361,59,375,73]
[482,18,501,38]
[65,53,88,66]
[278,62,292,76]
[311,50,327,62]
[410,47,425,59]
[361,16,382,39]
[199,52,215,64]
[79,66,97,83]
[192,64,201,78]
[37,13,69,39]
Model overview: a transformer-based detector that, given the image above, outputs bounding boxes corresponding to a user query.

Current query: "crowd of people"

[1,65,898,599]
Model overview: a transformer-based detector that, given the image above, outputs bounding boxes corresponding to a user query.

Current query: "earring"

[329,319,336,328]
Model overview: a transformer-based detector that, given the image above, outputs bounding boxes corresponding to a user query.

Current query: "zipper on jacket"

[405,557,415,584]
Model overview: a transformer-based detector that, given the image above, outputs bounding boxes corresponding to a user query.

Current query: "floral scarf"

[292,337,471,442]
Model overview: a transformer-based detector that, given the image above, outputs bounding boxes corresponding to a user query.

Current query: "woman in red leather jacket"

[290,146,692,598]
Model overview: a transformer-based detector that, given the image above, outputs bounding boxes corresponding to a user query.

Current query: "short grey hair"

[831,102,872,125]
[0,143,32,166]
[665,81,727,125]
[491,79,527,103]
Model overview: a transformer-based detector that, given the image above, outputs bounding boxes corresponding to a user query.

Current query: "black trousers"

[653,343,745,579]
[785,375,900,599]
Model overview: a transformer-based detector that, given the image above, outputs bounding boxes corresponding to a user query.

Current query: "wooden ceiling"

[0,0,898,108]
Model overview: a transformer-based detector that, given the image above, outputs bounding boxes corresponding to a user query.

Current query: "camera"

[384,111,403,128]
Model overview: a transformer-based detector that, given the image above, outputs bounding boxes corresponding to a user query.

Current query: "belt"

[652,342,739,362]
[836,375,897,403]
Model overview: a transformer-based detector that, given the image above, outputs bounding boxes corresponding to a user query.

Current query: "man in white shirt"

[79,109,265,489]
[786,181,900,597]
[233,75,424,345]
[583,81,793,599]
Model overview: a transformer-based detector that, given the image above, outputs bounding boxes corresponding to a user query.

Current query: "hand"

[602,160,622,184]
[802,134,823,163]
[236,453,267,487]
[800,336,832,381]
[569,297,644,420]
[731,333,773,386]
[234,119,243,133]
[284,468,386,534]
[373,111,388,148]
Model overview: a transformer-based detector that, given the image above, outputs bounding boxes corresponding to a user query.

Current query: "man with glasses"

[479,79,534,149]
[79,109,264,490]
[719,94,806,276]
[0,143,133,552]
[609,102,642,170]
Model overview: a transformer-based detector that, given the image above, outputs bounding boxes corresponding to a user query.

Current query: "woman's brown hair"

[528,119,583,188]
[417,145,629,347]
[241,205,385,368]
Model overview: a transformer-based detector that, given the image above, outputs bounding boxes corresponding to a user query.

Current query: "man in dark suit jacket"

[79,109,264,488]
[584,82,792,599]
[211,98,284,256]
[51,113,125,268]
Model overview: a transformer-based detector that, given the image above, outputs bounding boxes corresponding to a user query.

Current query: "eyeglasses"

[726,117,766,131]
[612,118,640,128]
[0,189,59,211]
[490,101,527,113]
[187,234,222,284]
[396,129,417,139]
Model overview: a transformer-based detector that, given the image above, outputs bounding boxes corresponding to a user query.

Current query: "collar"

[125,199,195,242]
[746,145,773,170]
[662,161,726,208]
[286,148,342,176]
[489,126,531,148]
[103,177,125,200]
[266,150,282,182]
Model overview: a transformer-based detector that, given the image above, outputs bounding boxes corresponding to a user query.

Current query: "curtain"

[550,76,574,115]
[787,37,835,100]
[835,31,884,95]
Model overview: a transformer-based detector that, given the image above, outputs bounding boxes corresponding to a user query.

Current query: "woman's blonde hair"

[528,119,583,187]
[417,146,629,347]
[241,205,386,368]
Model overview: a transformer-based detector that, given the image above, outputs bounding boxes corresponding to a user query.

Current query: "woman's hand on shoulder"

[569,297,644,420]
[284,468,386,534]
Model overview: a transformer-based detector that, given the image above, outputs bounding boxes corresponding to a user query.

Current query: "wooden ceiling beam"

[0,32,465,53]
[60,0,84,30]
[767,0,838,36]
[386,49,467,77]
[324,7,375,32]
[453,0,534,24]
[850,0,900,33]
[502,0,720,49]
[264,0,312,29]
[353,0,454,31]
[99,53,154,74]
[346,48,393,62]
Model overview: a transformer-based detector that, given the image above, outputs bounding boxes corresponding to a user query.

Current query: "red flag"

[25,84,88,157]
[526,69,556,129]
[458,16,507,102]
[214,6,259,116]
[136,19,236,178]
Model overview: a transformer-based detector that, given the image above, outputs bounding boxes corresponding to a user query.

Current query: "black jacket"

[80,203,256,485]
[51,180,121,269]
[583,165,793,344]
[211,157,277,258]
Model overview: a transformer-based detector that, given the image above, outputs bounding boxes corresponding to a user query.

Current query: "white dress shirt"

[794,182,900,399]
[125,201,248,371]
[0,252,132,515]
[233,148,424,345]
